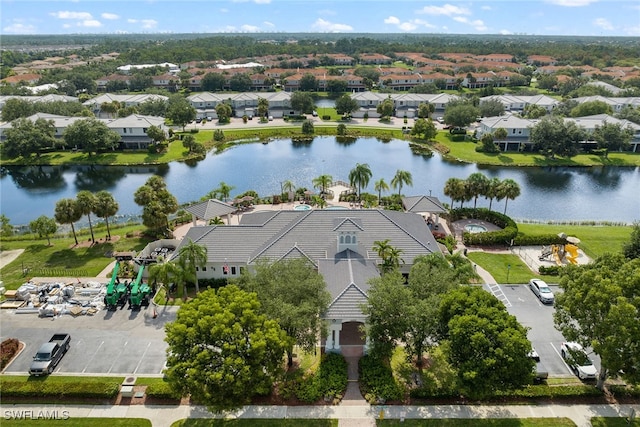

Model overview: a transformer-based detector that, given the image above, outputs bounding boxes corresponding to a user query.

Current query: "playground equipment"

[128,264,152,309]
[539,240,580,266]
[104,252,135,310]
[565,243,579,265]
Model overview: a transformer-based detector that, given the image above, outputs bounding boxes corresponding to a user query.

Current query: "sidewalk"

[1,403,637,427]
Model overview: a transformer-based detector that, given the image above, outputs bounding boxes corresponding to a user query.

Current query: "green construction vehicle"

[104,252,135,310]
[128,264,152,309]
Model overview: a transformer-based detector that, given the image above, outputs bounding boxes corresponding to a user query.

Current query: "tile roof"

[183,199,237,220]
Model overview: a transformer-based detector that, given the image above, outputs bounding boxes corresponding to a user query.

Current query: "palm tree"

[498,179,521,215]
[485,177,502,211]
[178,238,208,294]
[282,180,295,202]
[372,239,404,274]
[215,181,235,202]
[466,172,489,209]
[374,178,389,205]
[311,195,327,209]
[443,177,464,208]
[93,191,119,240]
[312,174,333,196]
[148,260,179,296]
[391,169,413,197]
[54,198,82,246]
[76,191,97,243]
[348,163,372,202]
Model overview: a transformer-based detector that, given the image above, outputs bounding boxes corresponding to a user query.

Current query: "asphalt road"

[484,282,601,378]
[1,304,177,377]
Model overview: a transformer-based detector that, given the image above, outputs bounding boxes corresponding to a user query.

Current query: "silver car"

[529,278,554,304]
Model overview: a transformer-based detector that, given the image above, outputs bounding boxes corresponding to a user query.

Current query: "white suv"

[561,342,597,380]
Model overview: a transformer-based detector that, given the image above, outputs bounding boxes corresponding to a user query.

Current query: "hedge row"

[359,354,404,404]
[145,381,182,400]
[449,208,518,246]
[296,353,348,403]
[502,384,603,399]
[1,380,120,400]
[513,233,567,246]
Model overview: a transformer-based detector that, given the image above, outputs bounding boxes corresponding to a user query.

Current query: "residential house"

[480,94,559,113]
[83,94,168,118]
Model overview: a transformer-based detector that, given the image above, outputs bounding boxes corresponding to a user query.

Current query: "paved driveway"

[1,304,176,377]
[483,283,601,378]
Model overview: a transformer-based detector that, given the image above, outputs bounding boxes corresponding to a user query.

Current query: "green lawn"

[516,223,632,259]
[378,420,576,427]
[591,417,640,427]
[434,133,640,167]
[466,252,543,284]
[0,224,153,289]
[3,419,150,427]
[172,421,338,427]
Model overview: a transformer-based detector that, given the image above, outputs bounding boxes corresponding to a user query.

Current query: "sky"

[1,0,639,37]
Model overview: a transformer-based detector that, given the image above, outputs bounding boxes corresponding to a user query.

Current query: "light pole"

[506,264,511,284]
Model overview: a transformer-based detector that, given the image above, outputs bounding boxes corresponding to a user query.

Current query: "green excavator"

[104,252,135,310]
[128,263,152,309]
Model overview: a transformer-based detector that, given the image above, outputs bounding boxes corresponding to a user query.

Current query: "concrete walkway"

[1,403,637,427]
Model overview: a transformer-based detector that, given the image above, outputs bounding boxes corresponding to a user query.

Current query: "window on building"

[231,266,237,275]
[123,128,127,133]
[143,128,147,133]
[202,266,207,271]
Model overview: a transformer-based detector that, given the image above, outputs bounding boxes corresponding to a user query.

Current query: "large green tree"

[623,222,640,260]
[290,91,314,114]
[376,97,395,120]
[411,118,437,140]
[236,258,331,366]
[529,115,585,159]
[335,94,359,117]
[164,286,288,412]
[497,178,521,215]
[63,117,120,156]
[54,198,82,245]
[554,253,640,389]
[479,99,505,118]
[215,102,233,124]
[570,100,613,117]
[166,94,196,131]
[348,163,372,202]
[29,215,58,246]
[178,238,208,295]
[134,176,179,236]
[3,117,57,159]
[465,172,489,209]
[1,98,34,122]
[592,122,633,158]
[443,102,480,128]
[201,72,226,92]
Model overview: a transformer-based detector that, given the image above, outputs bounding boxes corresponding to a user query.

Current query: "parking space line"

[550,342,574,375]
[82,340,104,373]
[133,342,152,374]
[107,341,128,374]
[488,284,512,307]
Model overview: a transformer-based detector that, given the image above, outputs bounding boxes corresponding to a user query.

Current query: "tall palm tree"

[391,169,413,197]
[374,178,389,205]
[215,181,235,202]
[485,177,502,211]
[348,163,372,202]
[372,239,404,274]
[54,198,82,245]
[312,174,333,196]
[93,191,119,240]
[76,191,97,243]
[443,177,463,208]
[282,180,295,202]
[498,179,521,215]
[178,238,208,294]
[466,172,489,209]
[148,260,179,295]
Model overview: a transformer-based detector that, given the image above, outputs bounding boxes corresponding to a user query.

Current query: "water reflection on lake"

[1,136,638,225]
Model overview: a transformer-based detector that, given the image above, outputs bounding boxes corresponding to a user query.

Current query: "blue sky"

[2,0,639,36]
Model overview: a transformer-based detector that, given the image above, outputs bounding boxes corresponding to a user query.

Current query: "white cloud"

[593,18,613,30]
[481,5,492,10]
[241,24,260,32]
[544,0,597,6]
[453,16,468,23]
[417,4,471,16]
[127,19,138,24]
[254,0,271,3]
[79,20,102,28]
[500,29,513,35]
[311,18,353,32]
[263,21,275,27]
[50,11,93,20]
[141,19,158,29]
[3,22,37,34]
[398,22,418,31]
[384,16,400,25]
[470,19,487,31]
[101,13,119,20]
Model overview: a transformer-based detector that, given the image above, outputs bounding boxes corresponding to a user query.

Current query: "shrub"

[213,129,225,141]
[189,128,199,134]
[449,208,518,246]
[1,380,120,400]
[322,115,331,120]
[538,265,562,276]
[359,354,404,404]
[145,381,182,400]
[513,233,566,246]
[1,338,20,370]
[296,353,348,403]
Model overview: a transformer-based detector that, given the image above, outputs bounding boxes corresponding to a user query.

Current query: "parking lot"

[483,282,601,378]
[1,304,176,377]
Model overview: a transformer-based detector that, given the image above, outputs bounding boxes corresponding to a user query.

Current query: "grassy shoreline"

[1,125,638,167]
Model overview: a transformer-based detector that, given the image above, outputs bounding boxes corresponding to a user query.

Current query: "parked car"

[561,342,598,380]
[529,278,554,304]
[29,333,71,376]
[528,348,548,383]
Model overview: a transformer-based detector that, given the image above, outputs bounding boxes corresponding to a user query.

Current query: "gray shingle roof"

[402,195,448,214]
[183,199,236,220]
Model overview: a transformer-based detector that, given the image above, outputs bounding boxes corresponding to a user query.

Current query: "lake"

[1,136,639,225]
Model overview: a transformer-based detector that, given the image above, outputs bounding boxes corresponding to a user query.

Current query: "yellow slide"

[552,245,563,266]
[565,244,579,265]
